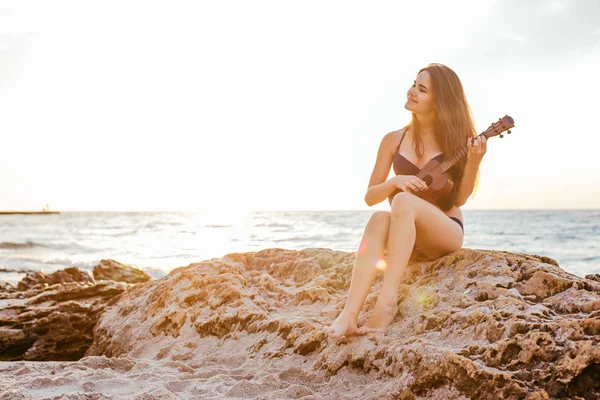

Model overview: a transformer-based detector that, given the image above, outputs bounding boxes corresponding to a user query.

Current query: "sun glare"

[376,258,388,271]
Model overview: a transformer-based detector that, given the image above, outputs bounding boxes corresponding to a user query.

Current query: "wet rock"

[93,259,151,284]
[0,277,127,361]
[586,273,600,283]
[0,281,16,293]
[17,267,95,291]
[0,267,37,274]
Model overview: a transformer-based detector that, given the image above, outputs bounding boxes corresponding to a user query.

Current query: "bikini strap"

[396,126,409,153]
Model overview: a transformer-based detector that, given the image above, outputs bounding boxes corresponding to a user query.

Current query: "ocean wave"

[252,223,294,228]
[0,241,46,249]
[581,255,600,262]
[177,230,197,235]
[0,257,92,275]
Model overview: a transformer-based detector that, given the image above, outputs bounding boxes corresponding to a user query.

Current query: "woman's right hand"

[392,175,427,193]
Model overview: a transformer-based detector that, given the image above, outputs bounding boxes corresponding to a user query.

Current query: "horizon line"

[2,208,598,213]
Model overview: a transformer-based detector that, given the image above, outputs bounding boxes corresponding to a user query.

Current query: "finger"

[412,179,426,190]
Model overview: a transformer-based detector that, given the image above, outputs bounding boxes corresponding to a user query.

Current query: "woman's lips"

[408,97,417,103]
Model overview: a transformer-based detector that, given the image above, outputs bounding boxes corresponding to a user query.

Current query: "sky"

[1,0,599,211]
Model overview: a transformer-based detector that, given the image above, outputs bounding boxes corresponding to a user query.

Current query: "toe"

[332,327,345,338]
[356,326,383,335]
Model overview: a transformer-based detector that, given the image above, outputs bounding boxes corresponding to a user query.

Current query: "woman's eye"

[420,89,426,93]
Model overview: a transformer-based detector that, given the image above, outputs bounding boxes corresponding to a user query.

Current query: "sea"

[0,210,599,285]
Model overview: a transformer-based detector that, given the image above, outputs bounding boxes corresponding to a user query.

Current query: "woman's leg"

[357,192,463,334]
[326,211,391,338]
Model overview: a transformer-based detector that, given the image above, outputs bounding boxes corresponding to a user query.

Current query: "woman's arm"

[454,158,480,207]
[364,132,397,207]
[454,135,487,207]
[365,179,398,207]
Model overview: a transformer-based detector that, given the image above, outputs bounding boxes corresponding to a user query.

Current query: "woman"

[326,63,487,338]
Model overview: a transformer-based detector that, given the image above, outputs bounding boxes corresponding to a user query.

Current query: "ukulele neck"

[440,133,486,172]
[439,115,514,172]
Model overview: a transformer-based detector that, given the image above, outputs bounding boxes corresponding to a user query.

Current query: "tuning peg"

[499,134,504,138]
[507,130,511,134]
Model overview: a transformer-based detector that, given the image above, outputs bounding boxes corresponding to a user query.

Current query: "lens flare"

[376,258,387,271]
[358,241,367,255]
[415,287,434,308]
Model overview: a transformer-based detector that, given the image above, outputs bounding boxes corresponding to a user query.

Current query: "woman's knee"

[369,210,390,223]
[366,211,390,231]
[390,193,415,219]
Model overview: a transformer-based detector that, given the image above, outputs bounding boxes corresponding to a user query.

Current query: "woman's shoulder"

[386,126,410,150]
[379,126,411,157]
[384,126,409,141]
[395,126,410,135]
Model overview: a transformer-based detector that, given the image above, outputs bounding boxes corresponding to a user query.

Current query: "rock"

[586,273,600,283]
[0,281,16,293]
[0,267,37,274]
[80,248,600,400]
[93,259,151,284]
[16,267,95,291]
[0,278,128,361]
[0,261,157,361]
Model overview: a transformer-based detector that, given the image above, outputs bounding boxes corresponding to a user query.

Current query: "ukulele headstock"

[482,115,515,139]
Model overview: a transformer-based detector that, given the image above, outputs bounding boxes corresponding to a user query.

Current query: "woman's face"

[405,70,436,114]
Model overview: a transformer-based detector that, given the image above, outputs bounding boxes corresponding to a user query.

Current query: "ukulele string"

[419,121,512,183]
[422,146,469,182]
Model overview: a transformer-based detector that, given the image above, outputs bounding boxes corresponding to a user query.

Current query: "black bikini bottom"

[413,217,464,260]
[449,216,464,233]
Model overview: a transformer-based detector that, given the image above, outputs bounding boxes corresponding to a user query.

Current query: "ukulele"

[388,115,515,206]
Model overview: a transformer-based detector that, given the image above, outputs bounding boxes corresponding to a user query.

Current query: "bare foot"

[356,299,398,335]
[325,311,358,338]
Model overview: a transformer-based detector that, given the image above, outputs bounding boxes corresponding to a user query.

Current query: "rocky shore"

[0,248,599,399]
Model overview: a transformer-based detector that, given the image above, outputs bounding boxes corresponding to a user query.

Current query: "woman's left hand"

[467,135,486,164]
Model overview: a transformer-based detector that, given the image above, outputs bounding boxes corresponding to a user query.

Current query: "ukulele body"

[387,158,454,206]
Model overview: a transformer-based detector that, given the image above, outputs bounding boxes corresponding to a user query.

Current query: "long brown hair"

[406,63,479,210]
